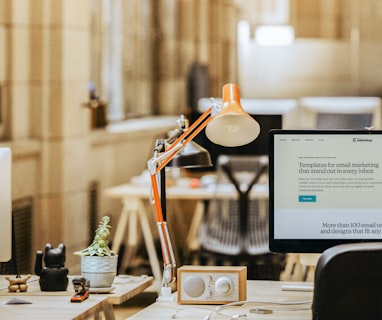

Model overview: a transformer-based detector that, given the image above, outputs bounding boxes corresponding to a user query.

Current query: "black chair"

[199,155,284,280]
[312,242,382,320]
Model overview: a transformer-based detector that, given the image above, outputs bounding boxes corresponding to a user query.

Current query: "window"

[90,0,154,122]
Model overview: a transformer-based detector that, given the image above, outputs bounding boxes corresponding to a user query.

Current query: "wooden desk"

[106,275,154,305]
[127,280,313,320]
[0,275,154,319]
[0,294,111,320]
[104,182,268,291]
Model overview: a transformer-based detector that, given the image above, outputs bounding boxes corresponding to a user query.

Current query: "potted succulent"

[75,215,118,289]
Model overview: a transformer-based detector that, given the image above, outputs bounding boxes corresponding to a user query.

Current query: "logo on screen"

[352,137,373,142]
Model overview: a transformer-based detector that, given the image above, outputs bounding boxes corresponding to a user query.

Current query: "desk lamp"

[155,115,213,223]
[147,83,260,299]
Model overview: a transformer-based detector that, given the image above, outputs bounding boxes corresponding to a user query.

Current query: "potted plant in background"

[75,215,118,290]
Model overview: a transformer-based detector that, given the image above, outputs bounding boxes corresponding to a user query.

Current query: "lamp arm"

[147,105,215,296]
[147,143,183,175]
[147,106,214,175]
[150,174,176,290]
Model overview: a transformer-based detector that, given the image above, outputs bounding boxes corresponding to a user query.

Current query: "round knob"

[215,277,234,296]
[183,275,205,298]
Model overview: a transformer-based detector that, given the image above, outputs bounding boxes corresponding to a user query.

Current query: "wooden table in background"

[104,181,269,292]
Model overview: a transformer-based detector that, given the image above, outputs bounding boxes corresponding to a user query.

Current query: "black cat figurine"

[35,243,69,291]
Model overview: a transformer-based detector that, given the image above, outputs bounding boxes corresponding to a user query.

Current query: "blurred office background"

[1,0,382,273]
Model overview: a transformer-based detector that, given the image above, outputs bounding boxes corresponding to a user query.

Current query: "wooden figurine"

[5,274,32,292]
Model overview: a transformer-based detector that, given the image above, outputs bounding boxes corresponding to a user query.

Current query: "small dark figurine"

[35,243,69,291]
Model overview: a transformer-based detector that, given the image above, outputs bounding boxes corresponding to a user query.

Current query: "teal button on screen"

[299,195,316,202]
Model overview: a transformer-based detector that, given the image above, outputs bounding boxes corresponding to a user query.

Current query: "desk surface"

[0,275,153,319]
[0,294,109,320]
[106,275,154,305]
[0,275,153,302]
[127,281,313,320]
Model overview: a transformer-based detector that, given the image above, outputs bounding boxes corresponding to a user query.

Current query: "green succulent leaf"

[74,215,115,256]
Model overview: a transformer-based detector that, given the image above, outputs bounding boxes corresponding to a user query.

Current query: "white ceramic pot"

[81,255,118,288]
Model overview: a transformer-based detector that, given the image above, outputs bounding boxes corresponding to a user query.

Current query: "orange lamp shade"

[205,83,260,147]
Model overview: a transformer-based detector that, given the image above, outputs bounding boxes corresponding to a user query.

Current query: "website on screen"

[274,134,382,239]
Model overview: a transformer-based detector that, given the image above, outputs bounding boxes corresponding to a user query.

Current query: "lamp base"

[156,286,175,301]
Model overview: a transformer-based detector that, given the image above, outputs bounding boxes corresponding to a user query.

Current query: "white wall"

[237,21,358,99]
